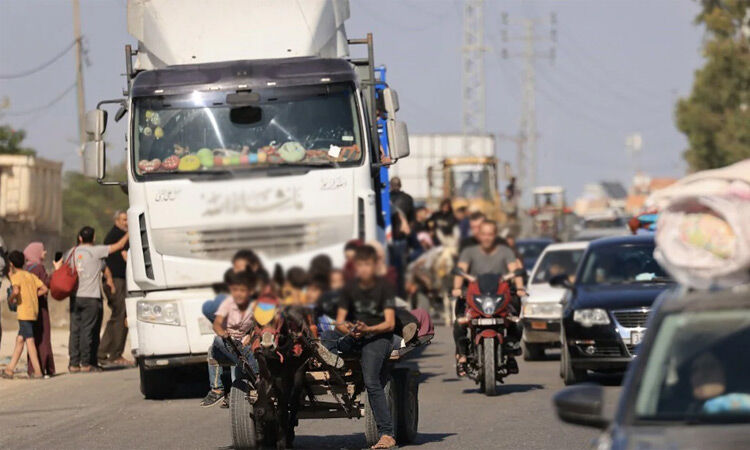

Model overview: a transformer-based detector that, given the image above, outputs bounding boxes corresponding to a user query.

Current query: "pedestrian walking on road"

[22,242,56,377]
[3,251,47,379]
[65,226,129,373]
[97,211,134,367]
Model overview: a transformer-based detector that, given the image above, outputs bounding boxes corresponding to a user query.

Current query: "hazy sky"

[0,0,703,199]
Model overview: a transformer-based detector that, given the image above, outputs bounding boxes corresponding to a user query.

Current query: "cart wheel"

[394,369,419,444]
[364,377,398,447]
[230,380,257,450]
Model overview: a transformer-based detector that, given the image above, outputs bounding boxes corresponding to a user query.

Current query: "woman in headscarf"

[23,242,56,377]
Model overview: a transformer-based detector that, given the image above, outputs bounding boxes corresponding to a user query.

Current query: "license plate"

[198,317,214,335]
[474,318,499,326]
[630,330,644,346]
[530,321,547,330]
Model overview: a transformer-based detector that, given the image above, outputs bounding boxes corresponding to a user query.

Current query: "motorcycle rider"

[451,220,525,376]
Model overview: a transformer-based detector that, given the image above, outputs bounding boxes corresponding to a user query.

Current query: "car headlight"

[137,300,182,326]
[523,303,562,318]
[573,308,610,327]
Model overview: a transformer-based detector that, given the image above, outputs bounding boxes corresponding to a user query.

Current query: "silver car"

[521,241,588,360]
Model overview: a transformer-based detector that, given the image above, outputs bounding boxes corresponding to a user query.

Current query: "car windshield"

[531,249,585,284]
[517,242,550,262]
[578,243,671,285]
[634,309,750,423]
[132,83,363,178]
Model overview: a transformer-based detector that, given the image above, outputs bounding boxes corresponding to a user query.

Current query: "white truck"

[82,0,410,398]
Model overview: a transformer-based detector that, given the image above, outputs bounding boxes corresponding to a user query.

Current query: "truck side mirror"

[383,87,400,116]
[387,120,410,161]
[83,141,105,179]
[85,109,108,140]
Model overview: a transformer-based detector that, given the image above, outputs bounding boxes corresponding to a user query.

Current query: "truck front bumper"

[138,354,207,370]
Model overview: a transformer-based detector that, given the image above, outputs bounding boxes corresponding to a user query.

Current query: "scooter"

[453,267,522,396]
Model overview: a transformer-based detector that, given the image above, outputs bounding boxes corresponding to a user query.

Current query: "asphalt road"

[0,326,605,449]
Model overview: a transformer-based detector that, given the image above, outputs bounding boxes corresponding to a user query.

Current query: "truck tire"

[364,376,398,447]
[393,369,419,445]
[481,338,497,396]
[139,363,172,399]
[522,340,544,361]
[230,380,257,450]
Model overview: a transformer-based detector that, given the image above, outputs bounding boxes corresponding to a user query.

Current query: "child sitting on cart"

[334,245,398,449]
[200,270,259,408]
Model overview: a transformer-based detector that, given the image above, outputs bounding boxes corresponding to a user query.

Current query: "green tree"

[0,124,36,155]
[62,162,128,245]
[676,0,750,171]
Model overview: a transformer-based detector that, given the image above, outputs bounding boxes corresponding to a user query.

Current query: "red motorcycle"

[454,268,521,396]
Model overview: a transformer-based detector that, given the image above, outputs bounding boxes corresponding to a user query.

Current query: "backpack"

[0,276,15,312]
[49,247,78,300]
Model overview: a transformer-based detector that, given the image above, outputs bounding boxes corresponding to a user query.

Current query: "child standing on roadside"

[2,251,47,379]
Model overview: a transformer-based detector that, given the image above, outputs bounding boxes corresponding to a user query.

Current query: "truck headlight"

[137,300,182,326]
[573,308,610,327]
[523,303,562,318]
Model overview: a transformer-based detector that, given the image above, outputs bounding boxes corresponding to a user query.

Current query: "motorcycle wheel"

[230,380,257,450]
[482,337,497,396]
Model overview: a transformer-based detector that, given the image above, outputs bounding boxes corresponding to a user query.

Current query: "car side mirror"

[387,120,410,161]
[549,273,573,290]
[553,384,609,429]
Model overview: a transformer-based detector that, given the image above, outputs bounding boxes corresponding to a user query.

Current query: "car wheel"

[522,340,544,361]
[562,340,587,385]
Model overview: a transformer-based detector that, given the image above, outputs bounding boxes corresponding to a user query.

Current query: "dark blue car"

[551,235,674,385]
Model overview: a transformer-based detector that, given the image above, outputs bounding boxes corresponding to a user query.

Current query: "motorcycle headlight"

[137,300,182,326]
[523,303,562,318]
[481,296,502,315]
[573,308,610,327]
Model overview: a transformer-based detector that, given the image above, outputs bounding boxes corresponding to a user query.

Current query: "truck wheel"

[394,369,419,444]
[139,362,172,399]
[364,376,398,447]
[522,340,544,361]
[482,338,497,396]
[230,380,257,450]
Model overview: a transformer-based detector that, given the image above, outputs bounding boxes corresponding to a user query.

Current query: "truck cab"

[81,0,410,398]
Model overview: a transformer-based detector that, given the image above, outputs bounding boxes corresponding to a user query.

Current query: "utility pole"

[73,0,86,169]
[461,0,486,156]
[500,13,556,204]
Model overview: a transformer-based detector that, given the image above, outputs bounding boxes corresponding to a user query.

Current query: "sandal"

[372,435,397,449]
[1,370,14,379]
[455,357,468,377]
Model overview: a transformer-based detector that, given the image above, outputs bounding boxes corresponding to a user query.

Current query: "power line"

[2,82,77,116]
[0,39,78,80]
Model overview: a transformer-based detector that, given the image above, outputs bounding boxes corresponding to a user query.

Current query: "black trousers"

[69,296,103,367]
[98,278,128,361]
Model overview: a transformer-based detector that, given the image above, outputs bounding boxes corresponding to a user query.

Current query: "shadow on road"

[462,383,544,396]
[293,432,456,449]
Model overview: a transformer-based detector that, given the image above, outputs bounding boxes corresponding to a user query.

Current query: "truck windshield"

[449,164,495,201]
[132,83,363,178]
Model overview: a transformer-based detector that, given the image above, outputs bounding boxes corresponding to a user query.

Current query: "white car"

[521,241,588,360]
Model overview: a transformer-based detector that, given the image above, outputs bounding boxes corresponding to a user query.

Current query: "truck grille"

[150,217,352,261]
[612,309,650,329]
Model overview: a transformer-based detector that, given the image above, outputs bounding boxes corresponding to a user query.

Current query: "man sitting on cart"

[200,270,259,408]
[335,245,397,450]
